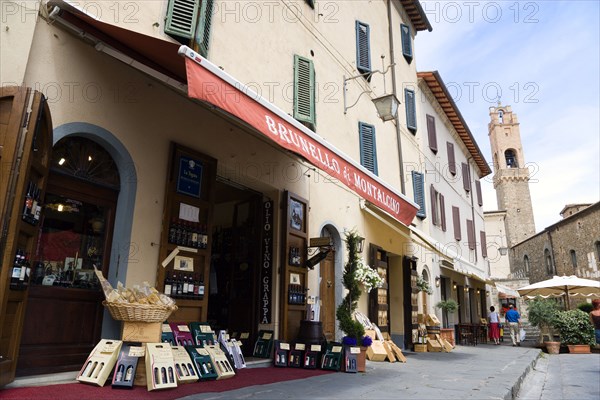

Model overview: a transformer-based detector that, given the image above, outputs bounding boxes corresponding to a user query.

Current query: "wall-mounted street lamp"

[343,57,399,122]
[356,235,365,254]
[499,247,508,256]
[435,276,441,288]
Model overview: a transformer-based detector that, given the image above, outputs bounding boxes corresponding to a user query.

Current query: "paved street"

[180,344,542,400]
[516,352,600,400]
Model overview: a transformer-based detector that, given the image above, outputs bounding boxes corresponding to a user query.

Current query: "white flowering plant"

[354,260,384,293]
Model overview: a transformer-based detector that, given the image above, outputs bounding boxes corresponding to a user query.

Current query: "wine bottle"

[198,276,205,299]
[176,274,183,297]
[10,250,22,289]
[33,187,42,225]
[164,271,172,296]
[22,182,33,222]
[168,218,177,244]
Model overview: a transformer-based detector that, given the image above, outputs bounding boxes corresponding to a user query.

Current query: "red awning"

[49,2,419,226]
[180,47,418,226]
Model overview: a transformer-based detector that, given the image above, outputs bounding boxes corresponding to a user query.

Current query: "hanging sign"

[259,200,274,324]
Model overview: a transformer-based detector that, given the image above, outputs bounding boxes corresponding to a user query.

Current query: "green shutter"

[293,55,316,129]
[359,122,378,175]
[401,24,413,62]
[356,21,371,74]
[405,89,417,132]
[412,171,426,218]
[195,0,214,57]
[165,0,200,39]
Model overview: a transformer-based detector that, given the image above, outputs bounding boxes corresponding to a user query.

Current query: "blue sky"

[416,0,600,230]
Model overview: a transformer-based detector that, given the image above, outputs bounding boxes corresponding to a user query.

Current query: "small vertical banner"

[259,200,274,324]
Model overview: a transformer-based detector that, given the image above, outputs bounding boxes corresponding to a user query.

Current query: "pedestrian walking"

[488,306,501,345]
[505,304,521,346]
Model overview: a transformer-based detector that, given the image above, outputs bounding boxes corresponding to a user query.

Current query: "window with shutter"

[400,24,413,63]
[475,180,483,206]
[356,21,371,75]
[430,185,438,226]
[452,206,461,241]
[427,114,437,153]
[439,194,446,232]
[194,0,214,57]
[412,171,426,218]
[480,231,487,258]
[447,142,456,175]
[466,219,475,250]
[165,0,200,39]
[462,162,471,192]
[359,122,378,175]
[293,55,316,130]
[405,89,417,132]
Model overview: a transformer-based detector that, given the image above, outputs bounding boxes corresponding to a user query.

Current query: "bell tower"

[488,104,536,247]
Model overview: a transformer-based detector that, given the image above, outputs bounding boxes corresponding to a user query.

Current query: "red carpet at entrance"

[0,367,333,399]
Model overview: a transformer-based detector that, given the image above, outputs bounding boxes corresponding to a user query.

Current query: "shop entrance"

[17,137,119,376]
[207,180,262,349]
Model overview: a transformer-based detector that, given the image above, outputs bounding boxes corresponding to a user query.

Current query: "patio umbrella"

[517,275,600,309]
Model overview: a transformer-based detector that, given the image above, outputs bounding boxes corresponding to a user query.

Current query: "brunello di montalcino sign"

[180,47,419,226]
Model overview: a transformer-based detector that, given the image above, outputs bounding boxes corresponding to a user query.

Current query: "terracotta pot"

[567,344,591,354]
[357,346,367,372]
[545,341,561,354]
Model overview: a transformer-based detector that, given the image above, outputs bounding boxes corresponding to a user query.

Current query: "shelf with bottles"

[167,217,209,250]
[287,284,307,306]
[163,269,205,301]
[21,178,44,227]
[9,249,32,291]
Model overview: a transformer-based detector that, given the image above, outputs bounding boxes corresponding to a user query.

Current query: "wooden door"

[319,251,335,341]
[0,87,53,386]
[16,173,117,376]
[369,245,390,335]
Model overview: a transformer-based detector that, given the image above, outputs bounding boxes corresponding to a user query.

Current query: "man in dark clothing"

[505,304,521,346]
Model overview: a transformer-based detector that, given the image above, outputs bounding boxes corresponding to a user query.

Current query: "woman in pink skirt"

[488,306,501,345]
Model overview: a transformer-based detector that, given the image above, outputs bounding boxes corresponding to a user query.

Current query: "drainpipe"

[387,0,406,194]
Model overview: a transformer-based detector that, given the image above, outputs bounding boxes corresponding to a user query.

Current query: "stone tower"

[488,104,536,247]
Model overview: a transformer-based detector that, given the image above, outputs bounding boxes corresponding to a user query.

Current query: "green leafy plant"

[554,309,595,346]
[577,302,593,313]
[336,231,365,342]
[436,299,458,313]
[416,276,434,295]
[526,297,561,343]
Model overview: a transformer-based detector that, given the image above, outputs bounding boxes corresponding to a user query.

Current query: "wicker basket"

[103,301,177,323]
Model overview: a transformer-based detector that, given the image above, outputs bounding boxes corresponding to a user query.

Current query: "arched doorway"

[17,137,120,376]
[318,225,342,341]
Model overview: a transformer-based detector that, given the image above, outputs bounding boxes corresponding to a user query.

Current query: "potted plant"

[554,309,595,353]
[336,231,377,372]
[435,299,459,347]
[416,276,434,295]
[526,297,561,353]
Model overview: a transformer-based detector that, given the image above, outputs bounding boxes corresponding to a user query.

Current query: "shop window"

[359,122,378,175]
[405,88,417,133]
[400,23,413,63]
[293,55,316,131]
[427,114,437,153]
[570,250,577,269]
[51,137,120,189]
[355,20,371,76]
[412,171,426,218]
[165,0,214,57]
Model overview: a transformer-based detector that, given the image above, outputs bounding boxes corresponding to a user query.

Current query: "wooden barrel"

[426,325,441,340]
[296,320,326,345]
